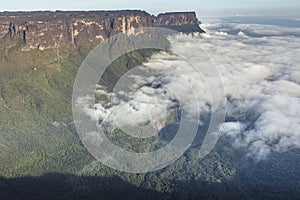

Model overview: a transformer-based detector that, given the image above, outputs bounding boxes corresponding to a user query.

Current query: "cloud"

[222,95,300,160]
[201,19,300,160]
[79,18,300,160]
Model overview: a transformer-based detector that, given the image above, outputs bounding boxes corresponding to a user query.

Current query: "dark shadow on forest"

[1,170,300,200]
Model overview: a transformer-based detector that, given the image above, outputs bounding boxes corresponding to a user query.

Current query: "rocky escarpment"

[0,10,204,51]
[157,12,203,33]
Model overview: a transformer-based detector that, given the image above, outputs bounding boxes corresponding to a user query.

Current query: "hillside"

[0,10,299,200]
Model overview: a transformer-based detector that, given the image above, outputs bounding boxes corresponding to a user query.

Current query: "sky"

[1,0,300,17]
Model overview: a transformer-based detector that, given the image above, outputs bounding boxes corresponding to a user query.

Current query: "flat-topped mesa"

[156,12,203,33]
[0,10,205,51]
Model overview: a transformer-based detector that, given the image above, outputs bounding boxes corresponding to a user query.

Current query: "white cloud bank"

[79,18,300,160]
[201,19,300,160]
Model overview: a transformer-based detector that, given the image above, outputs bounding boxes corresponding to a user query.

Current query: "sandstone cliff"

[0,10,204,51]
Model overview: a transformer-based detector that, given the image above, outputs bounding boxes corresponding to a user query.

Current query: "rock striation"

[0,10,204,51]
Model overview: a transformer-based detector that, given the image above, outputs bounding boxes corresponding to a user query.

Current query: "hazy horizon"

[1,0,299,17]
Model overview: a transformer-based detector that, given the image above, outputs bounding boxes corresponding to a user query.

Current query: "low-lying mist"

[80,18,300,161]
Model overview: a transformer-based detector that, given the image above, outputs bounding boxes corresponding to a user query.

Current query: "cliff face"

[157,12,198,25]
[156,12,203,33]
[0,10,204,51]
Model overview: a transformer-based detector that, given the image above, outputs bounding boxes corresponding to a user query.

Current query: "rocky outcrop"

[0,10,204,51]
[156,12,203,33]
